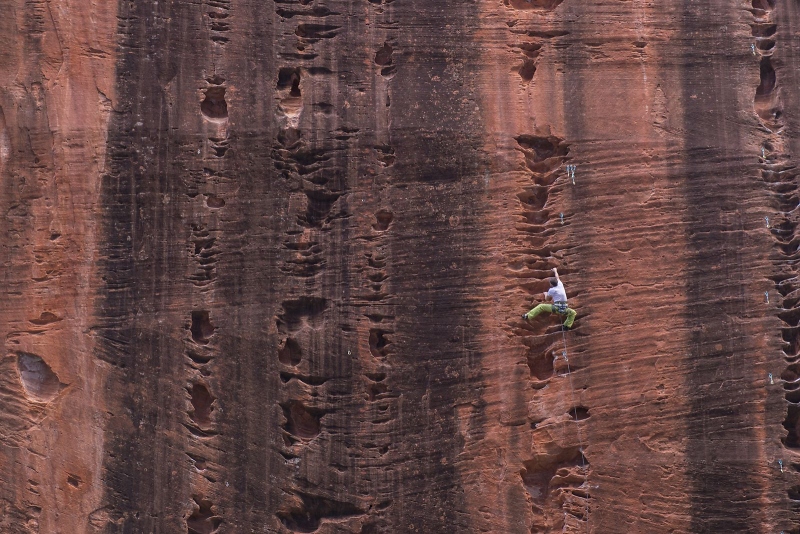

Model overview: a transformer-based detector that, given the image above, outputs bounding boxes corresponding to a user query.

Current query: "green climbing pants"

[525,303,577,328]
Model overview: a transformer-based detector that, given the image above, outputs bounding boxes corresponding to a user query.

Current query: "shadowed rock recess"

[3,0,800,532]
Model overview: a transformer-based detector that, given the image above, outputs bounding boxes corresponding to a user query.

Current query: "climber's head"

[550,278,558,287]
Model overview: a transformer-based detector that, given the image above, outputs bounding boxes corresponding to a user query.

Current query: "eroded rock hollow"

[2,0,800,532]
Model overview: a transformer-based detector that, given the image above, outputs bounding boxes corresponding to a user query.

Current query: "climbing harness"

[558,324,590,532]
[554,301,569,314]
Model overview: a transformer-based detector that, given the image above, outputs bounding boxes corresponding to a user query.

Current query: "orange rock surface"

[1,0,798,532]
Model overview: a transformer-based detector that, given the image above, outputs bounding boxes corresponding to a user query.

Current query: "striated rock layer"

[1,0,800,532]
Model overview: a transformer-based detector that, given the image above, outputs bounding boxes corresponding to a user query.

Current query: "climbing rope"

[559,325,590,533]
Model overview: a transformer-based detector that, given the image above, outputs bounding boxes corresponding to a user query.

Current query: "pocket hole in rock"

[374,42,393,66]
[210,21,229,33]
[200,87,228,120]
[187,496,222,534]
[301,189,341,228]
[279,338,302,365]
[515,135,568,162]
[187,453,208,471]
[789,486,800,501]
[187,351,214,365]
[520,448,586,505]
[368,382,388,401]
[192,235,215,256]
[369,329,391,358]
[780,307,800,327]
[571,406,589,420]
[786,389,800,404]
[752,0,775,10]
[374,145,395,166]
[307,66,333,76]
[782,327,800,357]
[365,372,386,382]
[756,58,776,96]
[295,23,341,39]
[520,42,542,58]
[66,474,81,488]
[519,59,536,82]
[367,254,387,269]
[517,186,549,210]
[505,0,565,10]
[373,210,393,231]
[211,144,228,158]
[191,311,215,344]
[282,401,323,438]
[17,353,64,403]
[278,67,302,97]
[783,363,800,382]
[527,354,554,381]
[205,195,225,208]
[751,24,777,37]
[29,311,61,325]
[783,404,800,448]
[757,39,775,51]
[190,383,215,428]
[276,492,363,533]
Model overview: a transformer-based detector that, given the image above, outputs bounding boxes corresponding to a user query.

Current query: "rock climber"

[522,267,577,330]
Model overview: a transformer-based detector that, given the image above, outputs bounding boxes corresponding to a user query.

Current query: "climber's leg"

[564,307,577,328]
[525,303,554,320]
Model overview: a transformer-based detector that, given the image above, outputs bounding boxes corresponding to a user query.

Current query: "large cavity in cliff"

[16,353,64,403]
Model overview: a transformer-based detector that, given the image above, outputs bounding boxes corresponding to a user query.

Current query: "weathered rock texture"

[2,0,800,532]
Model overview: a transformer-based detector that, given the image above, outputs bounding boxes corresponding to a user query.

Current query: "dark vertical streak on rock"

[96,0,192,530]
[680,2,760,531]
[195,1,280,529]
[386,1,485,530]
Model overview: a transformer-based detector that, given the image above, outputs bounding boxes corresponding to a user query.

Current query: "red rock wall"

[1,0,800,532]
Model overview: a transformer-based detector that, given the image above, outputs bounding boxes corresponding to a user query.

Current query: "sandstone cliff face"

[1,0,800,532]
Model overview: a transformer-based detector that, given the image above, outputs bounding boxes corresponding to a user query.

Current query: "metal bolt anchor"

[565,164,576,185]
